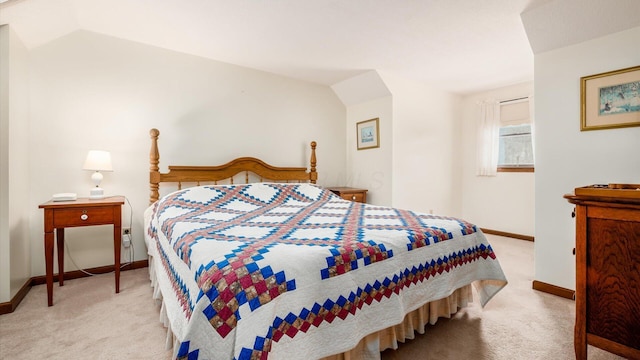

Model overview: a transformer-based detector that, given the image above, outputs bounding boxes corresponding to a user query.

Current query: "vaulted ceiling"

[1,0,639,94]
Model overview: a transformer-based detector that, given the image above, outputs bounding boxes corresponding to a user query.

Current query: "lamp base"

[89,187,105,199]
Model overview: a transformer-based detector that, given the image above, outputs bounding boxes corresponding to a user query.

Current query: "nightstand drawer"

[53,206,115,227]
[340,193,365,202]
[326,187,368,203]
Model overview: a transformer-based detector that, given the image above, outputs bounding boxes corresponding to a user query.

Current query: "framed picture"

[580,65,640,131]
[356,118,380,150]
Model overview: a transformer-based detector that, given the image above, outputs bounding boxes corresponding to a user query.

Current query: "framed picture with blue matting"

[581,65,640,131]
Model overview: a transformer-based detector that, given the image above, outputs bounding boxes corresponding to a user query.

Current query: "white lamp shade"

[83,150,113,171]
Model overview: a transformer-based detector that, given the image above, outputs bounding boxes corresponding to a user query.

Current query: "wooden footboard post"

[150,128,160,204]
[310,141,317,184]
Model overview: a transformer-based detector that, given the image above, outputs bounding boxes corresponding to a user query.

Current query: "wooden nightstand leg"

[43,208,55,307]
[114,226,120,293]
[113,206,122,293]
[44,230,54,306]
[56,228,65,286]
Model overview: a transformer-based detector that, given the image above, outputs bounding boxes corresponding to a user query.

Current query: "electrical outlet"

[122,228,131,248]
[123,234,131,248]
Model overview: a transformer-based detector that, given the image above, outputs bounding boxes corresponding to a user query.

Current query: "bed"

[144,128,507,360]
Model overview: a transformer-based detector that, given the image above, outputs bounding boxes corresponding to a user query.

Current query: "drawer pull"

[352,195,356,200]
[81,210,88,221]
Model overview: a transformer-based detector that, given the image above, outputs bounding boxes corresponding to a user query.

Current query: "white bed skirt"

[148,255,472,360]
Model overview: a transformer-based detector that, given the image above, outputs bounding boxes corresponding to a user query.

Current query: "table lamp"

[83,150,113,199]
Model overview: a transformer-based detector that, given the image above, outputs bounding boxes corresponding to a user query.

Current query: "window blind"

[500,99,530,126]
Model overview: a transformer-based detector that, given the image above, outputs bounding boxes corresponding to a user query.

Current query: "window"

[497,99,534,172]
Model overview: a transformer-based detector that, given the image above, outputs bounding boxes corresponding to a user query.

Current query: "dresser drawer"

[53,206,116,227]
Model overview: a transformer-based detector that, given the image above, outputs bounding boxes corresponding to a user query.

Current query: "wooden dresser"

[564,184,640,360]
[326,187,367,203]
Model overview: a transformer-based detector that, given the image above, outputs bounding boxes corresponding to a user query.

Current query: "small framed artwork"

[580,65,640,131]
[356,118,380,150]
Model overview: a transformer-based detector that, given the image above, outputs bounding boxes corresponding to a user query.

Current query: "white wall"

[26,30,346,277]
[0,25,31,302]
[382,73,462,216]
[534,27,640,290]
[334,71,462,213]
[460,82,535,235]
[332,71,393,206]
[345,97,393,206]
[0,25,10,303]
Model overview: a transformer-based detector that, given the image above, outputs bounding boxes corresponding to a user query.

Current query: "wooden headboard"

[149,128,317,204]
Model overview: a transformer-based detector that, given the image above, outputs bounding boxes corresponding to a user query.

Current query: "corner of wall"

[1,24,32,302]
[330,70,391,107]
[329,71,393,206]
[0,24,12,303]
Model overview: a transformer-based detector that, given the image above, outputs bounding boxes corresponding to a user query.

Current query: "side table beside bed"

[38,196,125,306]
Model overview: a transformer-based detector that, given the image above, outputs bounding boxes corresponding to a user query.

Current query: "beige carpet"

[0,235,624,359]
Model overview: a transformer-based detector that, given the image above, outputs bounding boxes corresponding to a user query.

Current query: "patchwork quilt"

[145,183,507,360]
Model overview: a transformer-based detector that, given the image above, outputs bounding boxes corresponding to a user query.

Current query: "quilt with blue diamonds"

[146,183,507,360]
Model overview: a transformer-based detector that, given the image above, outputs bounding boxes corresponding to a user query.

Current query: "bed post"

[310,141,317,184]
[150,128,160,204]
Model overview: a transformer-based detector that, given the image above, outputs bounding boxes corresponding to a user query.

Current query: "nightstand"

[38,196,125,306]
[326,187,368,203]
